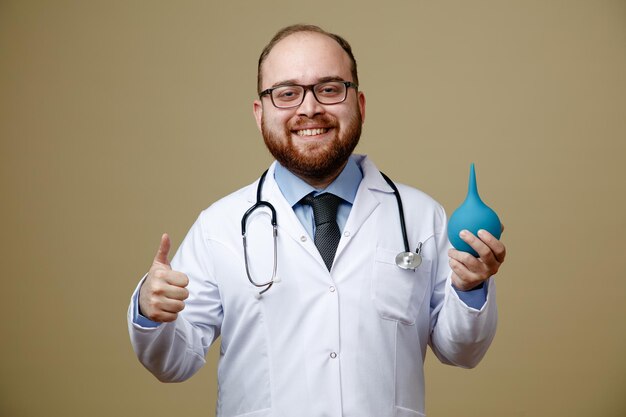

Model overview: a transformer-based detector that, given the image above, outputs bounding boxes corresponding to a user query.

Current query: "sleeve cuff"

[132,288,161,328]
[453,280,488,309]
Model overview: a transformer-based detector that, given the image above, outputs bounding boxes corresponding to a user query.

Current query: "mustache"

[290,115,337,129]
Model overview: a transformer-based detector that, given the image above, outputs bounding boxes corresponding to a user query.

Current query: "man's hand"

[448,226,506,291]
[138,233,190,322]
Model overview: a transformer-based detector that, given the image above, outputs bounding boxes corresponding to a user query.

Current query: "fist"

[138,233,190,322]
[448,226,506,291]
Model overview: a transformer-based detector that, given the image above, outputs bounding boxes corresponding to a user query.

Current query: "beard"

[261,109,362,182]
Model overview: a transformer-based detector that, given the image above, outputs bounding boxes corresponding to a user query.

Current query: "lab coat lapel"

[334,156,394,262]
[246,163,328,270]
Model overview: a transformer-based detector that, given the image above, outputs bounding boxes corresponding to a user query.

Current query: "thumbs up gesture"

[138,234,190,323]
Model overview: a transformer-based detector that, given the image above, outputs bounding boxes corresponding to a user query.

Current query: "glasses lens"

[314,82,347,104]
[271,86,305,108]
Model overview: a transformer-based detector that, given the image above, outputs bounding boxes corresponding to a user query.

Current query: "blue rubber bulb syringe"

[447,163,502,257]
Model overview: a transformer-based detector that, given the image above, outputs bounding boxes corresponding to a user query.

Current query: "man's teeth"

[296,128,329,136]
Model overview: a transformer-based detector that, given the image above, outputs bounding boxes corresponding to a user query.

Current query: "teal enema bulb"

[447,164,501,257]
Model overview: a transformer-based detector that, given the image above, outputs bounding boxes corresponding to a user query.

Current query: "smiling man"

[254,29,365,189]
[128,24,506,417]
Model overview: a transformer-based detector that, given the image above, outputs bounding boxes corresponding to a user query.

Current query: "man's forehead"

[261,32,352,86]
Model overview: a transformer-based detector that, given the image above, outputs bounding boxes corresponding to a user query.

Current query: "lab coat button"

[329,286,336,292]
[330,352,337,359]
[300,235,307,242]
[343,231,350,237]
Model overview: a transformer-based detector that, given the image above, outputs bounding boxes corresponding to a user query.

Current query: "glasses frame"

[259,81,358,109]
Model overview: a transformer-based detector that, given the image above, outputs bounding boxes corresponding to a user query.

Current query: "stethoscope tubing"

[242,170,277,295]
[241,168,420,296]
[379,171,410,254]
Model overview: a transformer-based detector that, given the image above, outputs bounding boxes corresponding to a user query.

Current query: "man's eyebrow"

[317,76,346,83]
[271,79,299,88]
[271,76,347,88]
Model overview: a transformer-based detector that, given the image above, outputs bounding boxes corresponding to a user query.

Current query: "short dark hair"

[257,24,359,93]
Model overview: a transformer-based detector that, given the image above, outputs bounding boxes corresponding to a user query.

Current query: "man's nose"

[297,89,325,117]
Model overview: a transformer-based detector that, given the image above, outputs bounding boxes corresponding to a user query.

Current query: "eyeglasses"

[259,81,358,109]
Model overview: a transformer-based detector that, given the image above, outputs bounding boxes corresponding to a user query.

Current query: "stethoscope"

[242,169,423,296]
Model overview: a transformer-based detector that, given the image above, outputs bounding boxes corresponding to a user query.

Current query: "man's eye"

[317,84,341,96]
[275,88,301,101]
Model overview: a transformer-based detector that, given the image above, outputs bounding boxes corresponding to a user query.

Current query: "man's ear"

[253,100,263,132]
[358,91,366,124]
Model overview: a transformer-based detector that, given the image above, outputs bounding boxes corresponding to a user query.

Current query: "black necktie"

[301,193,342,271]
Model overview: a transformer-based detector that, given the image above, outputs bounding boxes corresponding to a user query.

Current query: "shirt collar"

[274,155,363,207]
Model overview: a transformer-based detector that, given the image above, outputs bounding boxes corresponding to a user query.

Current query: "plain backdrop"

[1,1,625,416]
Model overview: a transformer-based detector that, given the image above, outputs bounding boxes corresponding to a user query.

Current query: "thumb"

[153,233,172,268]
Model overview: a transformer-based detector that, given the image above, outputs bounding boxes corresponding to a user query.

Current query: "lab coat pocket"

[372,247,432,325]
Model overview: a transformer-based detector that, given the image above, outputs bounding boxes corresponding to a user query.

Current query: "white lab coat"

[128,155,497,417]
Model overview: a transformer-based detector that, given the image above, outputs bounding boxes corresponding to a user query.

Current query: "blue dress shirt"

[274,156,362,238]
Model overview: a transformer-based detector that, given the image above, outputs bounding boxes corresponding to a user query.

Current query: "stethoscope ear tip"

[254,292,263,300]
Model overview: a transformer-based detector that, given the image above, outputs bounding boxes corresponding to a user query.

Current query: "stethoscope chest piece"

[395,251,422,270]
[395,241,423,270]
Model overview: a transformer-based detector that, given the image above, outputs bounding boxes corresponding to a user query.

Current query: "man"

[128,24,506,417]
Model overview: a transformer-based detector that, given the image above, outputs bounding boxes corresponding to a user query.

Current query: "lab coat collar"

[246,161,278,204]
[352,154,395,194]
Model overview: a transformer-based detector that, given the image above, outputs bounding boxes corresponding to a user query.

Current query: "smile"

[294,128,329,137]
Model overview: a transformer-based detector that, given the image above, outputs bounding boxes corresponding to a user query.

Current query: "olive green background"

[1,1,625,416]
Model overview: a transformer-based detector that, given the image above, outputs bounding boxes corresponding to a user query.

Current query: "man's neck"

[294,160,350,190]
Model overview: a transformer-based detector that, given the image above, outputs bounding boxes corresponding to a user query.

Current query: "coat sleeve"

[428,204,498,369]
[127,213,223,382]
